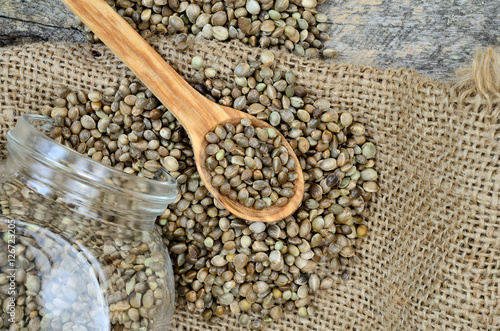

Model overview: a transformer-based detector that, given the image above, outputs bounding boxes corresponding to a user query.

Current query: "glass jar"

[0,115,178,330]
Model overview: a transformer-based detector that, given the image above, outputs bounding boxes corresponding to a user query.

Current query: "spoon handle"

[62,0,226,143]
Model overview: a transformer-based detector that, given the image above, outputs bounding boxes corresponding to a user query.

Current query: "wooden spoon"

[62,0,304,223]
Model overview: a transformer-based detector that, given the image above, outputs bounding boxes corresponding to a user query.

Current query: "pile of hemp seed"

[82,0,337,58]
[205,118,298,210]
[43,51,378,328]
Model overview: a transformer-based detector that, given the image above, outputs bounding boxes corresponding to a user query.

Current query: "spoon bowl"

[196,110,304,222]
[62,0,304,222]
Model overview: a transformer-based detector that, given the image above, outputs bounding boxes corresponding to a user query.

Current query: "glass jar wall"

[0,115,178,330]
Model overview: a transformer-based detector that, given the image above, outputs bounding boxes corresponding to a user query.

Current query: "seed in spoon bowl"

[204,118,297,210]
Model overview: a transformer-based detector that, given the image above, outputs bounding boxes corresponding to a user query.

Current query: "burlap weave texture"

[0,38,498,330]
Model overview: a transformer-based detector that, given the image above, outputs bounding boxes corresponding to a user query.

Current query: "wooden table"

[1,0,499,80]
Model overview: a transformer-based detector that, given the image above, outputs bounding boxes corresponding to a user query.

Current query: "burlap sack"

[0,38,498,330]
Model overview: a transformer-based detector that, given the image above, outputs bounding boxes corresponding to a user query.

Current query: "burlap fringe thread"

[454,46,500,110]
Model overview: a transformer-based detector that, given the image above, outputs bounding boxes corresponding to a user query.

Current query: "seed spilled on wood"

[80,0,338,60]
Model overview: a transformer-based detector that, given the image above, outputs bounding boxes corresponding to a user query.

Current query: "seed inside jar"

[0,179,173,331]
[205,119,296,210]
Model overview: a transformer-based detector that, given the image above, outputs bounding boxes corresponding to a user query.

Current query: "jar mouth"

[7,114,178,215]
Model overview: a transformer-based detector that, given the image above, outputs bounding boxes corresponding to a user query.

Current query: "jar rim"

[7,114,178,206]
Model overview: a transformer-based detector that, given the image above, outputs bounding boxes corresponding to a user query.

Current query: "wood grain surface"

[325,0,500,79]
[1,0,499,79]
